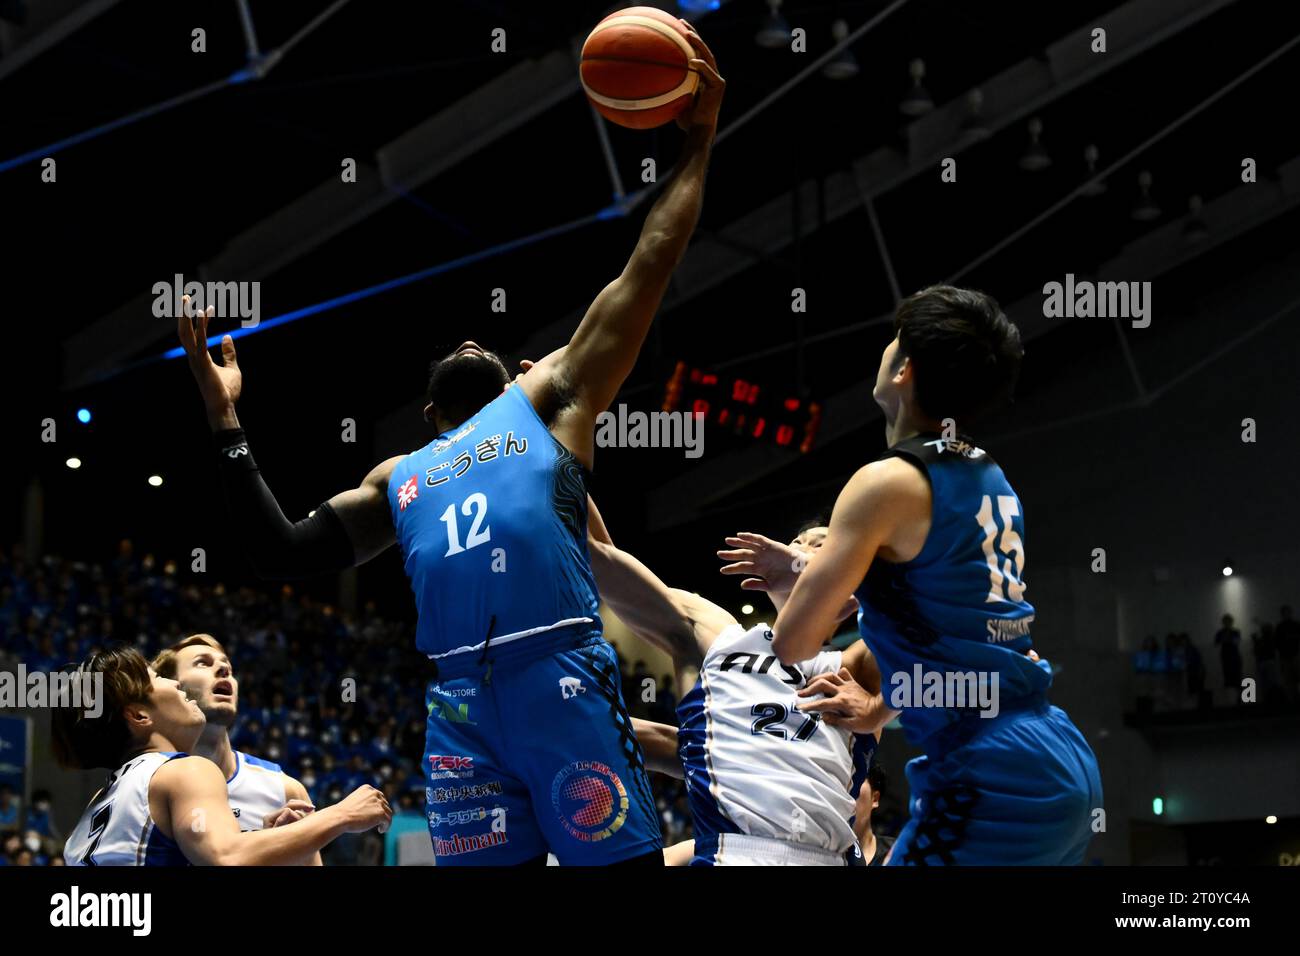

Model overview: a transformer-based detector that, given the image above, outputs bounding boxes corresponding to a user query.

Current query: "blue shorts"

[888,700,1102,865]
[422,629,662,866]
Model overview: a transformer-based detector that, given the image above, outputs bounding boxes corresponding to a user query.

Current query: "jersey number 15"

[976,494,1026,603]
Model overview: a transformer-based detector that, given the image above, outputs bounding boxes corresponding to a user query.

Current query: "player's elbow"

[189,840,239,867]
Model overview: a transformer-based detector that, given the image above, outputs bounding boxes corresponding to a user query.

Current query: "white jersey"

[226,751,288,831]
[65,752,191,866]
[678,623,857,863]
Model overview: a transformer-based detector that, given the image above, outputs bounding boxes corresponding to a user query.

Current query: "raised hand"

[676,21,725,131]
[718,531,805,596]
[795,667,891,735]
[176,294,242,430]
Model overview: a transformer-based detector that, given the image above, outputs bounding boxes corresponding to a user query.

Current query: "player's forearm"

[213,429,356,579]
[632,718,683,778]
[217,806,347,866]
[638,125,712,265]
[208,403,240,432]
[773,581,841,664]
[590,541,696,662]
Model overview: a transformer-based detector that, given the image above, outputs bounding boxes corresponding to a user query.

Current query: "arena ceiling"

[5,0,1298,601]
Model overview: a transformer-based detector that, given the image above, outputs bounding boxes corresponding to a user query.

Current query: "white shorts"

[697,833,849,866]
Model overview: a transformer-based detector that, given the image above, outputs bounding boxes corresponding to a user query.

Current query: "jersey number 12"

[440,492,492,556]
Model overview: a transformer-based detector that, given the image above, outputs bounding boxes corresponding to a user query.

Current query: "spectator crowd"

[0,541,694,864]
[1132,608,1300,711]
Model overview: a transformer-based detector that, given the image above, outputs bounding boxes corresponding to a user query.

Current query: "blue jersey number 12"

[441,493,492,556]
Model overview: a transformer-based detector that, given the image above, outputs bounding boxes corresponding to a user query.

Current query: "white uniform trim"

[427,616,594,659]
[712,832,847,867]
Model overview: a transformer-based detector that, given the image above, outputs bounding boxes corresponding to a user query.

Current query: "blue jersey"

[387,384,601,659]
[854,434,1050,747]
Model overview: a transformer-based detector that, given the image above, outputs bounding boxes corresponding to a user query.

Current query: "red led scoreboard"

[662,361,822,453]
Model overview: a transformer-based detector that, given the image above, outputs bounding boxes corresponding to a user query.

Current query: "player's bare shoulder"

[844,457,932,562]
[365,455,405,491]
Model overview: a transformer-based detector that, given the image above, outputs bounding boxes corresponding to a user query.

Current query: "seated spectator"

[25,790,58,841]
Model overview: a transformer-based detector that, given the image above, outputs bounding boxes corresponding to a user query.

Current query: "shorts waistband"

[425,622,602,679]
[701,833,848,867]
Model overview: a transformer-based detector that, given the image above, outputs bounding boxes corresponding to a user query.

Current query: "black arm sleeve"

[213,428,356,579]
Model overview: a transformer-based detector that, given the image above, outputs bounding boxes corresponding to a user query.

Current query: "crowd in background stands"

[1131,608,1300,710]
[0,541,694,865]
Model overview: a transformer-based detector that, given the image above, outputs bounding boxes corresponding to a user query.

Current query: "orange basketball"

[580,6,699,130]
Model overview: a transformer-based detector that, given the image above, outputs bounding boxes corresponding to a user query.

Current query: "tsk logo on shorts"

[429,754,474,780]
[559,676,585,699]
[551,760,629,843]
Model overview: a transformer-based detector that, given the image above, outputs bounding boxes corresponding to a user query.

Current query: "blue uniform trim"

[675,680,741,845]
[240,753,283,774]
[149,753,193,866]
[143,823,187,866]
[849,733,878,798]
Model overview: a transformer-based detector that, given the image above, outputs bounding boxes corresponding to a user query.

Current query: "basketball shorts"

[691,833,849,866]
[888,699,1103,865]
[422,629,662,866]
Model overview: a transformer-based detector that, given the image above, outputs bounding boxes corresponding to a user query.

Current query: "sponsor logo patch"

[551,760,628,843]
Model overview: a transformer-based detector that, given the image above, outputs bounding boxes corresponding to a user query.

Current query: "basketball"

[580,6,699,130]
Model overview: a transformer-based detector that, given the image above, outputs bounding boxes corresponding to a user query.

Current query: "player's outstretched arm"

[586,497,733,669]
[526,28,723,444]
[153,758,390,866]
[631,718,683,779]
[772,459,928,664]
[177,298,399,576]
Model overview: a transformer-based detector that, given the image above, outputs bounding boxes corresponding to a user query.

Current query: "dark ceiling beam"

[61,2,738,388]
[0,0,123,83]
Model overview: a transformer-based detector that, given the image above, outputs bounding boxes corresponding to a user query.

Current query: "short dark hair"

[893,285,1023,424]
[866,762,887,799]
[51,645,154,770]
